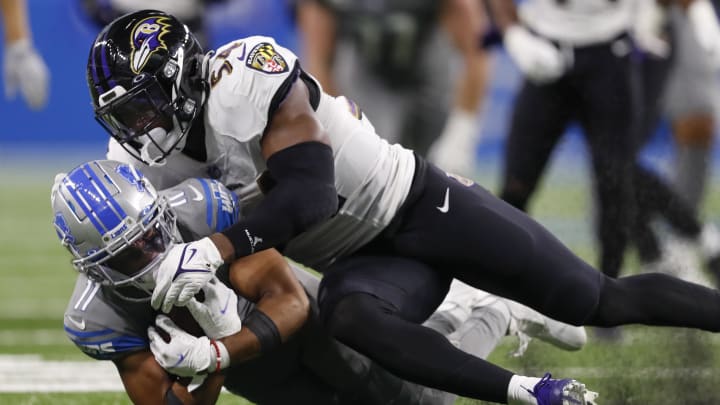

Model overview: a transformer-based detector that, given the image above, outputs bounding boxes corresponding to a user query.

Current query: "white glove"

[503,25,565,84]
[151,237,224,313]
[633,0,670,58]
[3,38,49,110]
[148,315,230,377]
[688,0,720,68]
[186,277,242,340]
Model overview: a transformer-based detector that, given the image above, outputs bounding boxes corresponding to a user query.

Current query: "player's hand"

[632,0,670,58]
[151,237,225,313]
[688,0,720,68]
[148,315,216,377]
[186,277,242,340]
[3,39,49,110]
[503,25,565,84]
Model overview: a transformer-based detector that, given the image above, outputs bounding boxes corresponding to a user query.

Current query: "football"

[155,290,207,342]
[167,305,205,338]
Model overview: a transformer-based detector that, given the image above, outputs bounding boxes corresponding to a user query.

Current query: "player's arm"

[210,76,337,262]
[150,249,310,376]
[219,248,310,362]
[114,350,225,405]
[295,0,339,95]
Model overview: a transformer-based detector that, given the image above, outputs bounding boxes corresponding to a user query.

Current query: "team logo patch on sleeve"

[246,42,288,74]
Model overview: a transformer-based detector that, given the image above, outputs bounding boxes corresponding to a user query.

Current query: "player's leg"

[430,279,587,355]
[400,26,454,156]
[380,159,720,332]
[498,77,572,211]
[318,255,596,403]
[575,38,638,279]
[664,7,716,212]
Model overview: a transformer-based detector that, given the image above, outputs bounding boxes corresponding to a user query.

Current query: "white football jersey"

[519,0,634,46]
[109,35,416,269]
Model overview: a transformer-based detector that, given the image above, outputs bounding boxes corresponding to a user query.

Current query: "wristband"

[208,339,230,373]
[209,340,222,373]
[243,309,282,353]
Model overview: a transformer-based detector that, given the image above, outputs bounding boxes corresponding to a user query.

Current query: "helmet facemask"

[71,196,180,302]
[52,160,181,303]
[95,48,203,167]
[87,11,207,167]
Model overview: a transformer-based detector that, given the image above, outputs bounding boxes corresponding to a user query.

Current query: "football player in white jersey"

[87,10,720,404]
[490,0,720,283]
[52,159,586,405]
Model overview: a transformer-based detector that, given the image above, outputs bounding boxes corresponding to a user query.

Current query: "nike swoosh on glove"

[3,38,49,110]
[152,237,224,313]
[186,277,242,339]
[148,315,226,377]
[504,25,566,84]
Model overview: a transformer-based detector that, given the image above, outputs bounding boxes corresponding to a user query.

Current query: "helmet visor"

[95,77,174,145]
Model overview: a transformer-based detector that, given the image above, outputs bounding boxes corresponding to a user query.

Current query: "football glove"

[3,38,49,110]
[632,0,670,58]
[151,237,224,314]
[503,25,566,84]
[148,315,230,377]
[688,0,720,68]
[186,277,242,340]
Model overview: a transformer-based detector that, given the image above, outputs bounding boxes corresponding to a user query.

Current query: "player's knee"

[545,274,602,326]
[321,293,385,340]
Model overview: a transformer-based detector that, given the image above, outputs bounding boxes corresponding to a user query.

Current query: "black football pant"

[499,36,639,278]
[318,158,720,402]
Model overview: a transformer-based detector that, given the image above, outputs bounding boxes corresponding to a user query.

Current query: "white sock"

[507,375,542,405]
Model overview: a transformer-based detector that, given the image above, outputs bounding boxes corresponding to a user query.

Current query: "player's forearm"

[188,372,225,405]
[217,142,338,261]
[1,0,30,43]
[219,292,309,364]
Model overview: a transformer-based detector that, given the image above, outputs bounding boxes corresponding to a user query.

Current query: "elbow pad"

[221,141,337,258]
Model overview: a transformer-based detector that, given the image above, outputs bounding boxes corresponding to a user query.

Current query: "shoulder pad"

[206,36,299,142]
[161,178,240,240]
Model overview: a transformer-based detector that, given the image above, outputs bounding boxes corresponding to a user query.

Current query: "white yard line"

[0,355,716,393]
[0,355,123,392]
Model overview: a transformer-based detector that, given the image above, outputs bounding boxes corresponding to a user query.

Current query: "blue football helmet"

[86,9,207,166]
[51,160,179,300]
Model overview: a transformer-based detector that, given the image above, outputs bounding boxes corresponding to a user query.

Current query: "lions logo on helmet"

[51,160,180,300]
[53,212,76,246]
[130,16,171,73]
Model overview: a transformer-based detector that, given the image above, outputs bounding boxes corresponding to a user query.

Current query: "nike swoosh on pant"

[436,187,450,213]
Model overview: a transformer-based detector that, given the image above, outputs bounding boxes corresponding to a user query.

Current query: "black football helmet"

[86,9,208,166]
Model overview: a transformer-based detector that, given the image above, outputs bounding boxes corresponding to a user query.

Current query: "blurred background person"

[491,0,641,282]
[79,0,225,48]
[631,0,720,284]
[1,0,49,110]
[491,0,720,288]
[293,0,488,176]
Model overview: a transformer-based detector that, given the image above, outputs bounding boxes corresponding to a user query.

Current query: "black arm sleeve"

[221,141,338,259]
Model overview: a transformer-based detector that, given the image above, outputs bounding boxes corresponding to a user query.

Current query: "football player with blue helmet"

[88,9,720,405]
[52,160,307,404]
[53,159,588,404]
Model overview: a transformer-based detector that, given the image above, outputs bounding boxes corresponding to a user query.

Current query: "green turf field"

[1,158,719,405]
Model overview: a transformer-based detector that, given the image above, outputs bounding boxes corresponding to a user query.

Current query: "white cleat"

[502,299,587,357]
[439,280,587,356]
